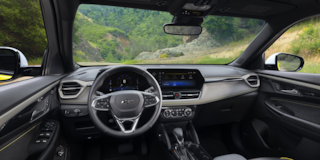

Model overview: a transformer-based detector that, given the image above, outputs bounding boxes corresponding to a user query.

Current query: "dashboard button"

[174,92,181,99]
[171,110,177,116]
[163,109,171,118]
[184,108,192,117]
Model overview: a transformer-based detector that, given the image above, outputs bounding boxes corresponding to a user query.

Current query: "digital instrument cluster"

[98,71,149,93]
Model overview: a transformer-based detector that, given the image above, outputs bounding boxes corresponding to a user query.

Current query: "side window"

[265,17,320,74]
[0,0,47,85]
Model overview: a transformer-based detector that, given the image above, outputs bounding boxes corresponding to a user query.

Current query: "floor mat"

[106,155,138,160]
[198,134,229,158]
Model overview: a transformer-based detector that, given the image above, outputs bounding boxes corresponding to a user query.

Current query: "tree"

[0,0,47,58]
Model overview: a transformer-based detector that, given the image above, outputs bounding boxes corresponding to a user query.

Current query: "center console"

[149,69,210,160]
[148,69,203,122]
[156,121,212,160]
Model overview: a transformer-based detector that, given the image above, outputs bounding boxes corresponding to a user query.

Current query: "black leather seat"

[213,154,292,160]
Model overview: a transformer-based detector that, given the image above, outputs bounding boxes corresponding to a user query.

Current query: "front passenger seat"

[213,154,293,160]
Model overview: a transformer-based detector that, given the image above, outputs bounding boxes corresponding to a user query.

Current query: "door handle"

[30,96,51,123]
[281,89,300,95]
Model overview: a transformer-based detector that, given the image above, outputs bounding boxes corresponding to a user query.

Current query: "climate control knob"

[163,109,171,118]
[184,108,192,117]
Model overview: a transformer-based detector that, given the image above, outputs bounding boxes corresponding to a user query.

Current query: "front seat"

[213,154,293,160]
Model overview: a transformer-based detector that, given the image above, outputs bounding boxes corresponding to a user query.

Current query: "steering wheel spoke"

[113,113,141,133]
[141,92,160,108]
[91,94,112,111]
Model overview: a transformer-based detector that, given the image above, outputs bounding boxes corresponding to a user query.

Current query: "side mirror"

[265,53,304,72]
[163,23,202,35]
[0,47,28,82]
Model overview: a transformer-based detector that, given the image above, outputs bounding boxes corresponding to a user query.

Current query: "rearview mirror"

[265,53,304,72]
[0,47,28,81]
[163,24,202,35]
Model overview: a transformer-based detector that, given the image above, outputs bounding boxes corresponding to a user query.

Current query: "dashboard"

[58,65,260,137]
[59,65,259,106]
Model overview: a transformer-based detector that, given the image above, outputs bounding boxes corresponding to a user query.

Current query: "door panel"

[241,71,320,160]
[0,75,64,160]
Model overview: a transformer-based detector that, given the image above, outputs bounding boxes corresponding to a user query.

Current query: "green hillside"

[75,5,265,63]
[0,0,47,61]
[73,12,128,62]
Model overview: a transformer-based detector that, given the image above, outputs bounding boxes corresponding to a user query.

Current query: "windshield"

[73,5,265,65]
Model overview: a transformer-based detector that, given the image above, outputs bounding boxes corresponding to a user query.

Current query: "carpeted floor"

[198,134,229,158]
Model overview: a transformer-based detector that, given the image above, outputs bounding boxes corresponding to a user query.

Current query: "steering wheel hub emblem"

[121,99,134,104]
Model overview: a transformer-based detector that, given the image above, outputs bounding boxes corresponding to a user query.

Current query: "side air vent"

[59,80,88,99]
[244,75,260,87]
[61,82,82,95]
[180,91,200,99]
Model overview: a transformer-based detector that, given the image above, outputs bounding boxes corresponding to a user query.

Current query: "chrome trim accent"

[281,89,300,95]
[58,80,93,99]
[0,122,7,133]
[205,77,243,83]
[259,74,320,91]
[113,113,141,134]
[205,74,260,88]
[30,102,50,123]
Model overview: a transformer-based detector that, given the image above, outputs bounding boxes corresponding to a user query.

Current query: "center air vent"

[162,91,201,100]
[180,91,200,99]
[244,75,260,87]
[59,81,85,99]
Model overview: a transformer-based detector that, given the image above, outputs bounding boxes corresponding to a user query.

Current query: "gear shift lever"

[173,128,190,160]
[173,128,184,145]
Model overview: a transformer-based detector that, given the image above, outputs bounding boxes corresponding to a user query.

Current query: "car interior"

[0,0,320,160]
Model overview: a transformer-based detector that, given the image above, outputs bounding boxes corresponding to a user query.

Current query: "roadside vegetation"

[2,2,320,74]
[266,17,320,73]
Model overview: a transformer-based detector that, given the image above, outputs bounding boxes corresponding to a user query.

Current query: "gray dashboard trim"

[204,77,243,83]
[162,81,258,106]
[0,81,60,127]
[258,74,320,91]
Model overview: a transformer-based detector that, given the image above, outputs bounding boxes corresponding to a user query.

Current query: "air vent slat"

[60,82,83,97]
[245,75,259,87]
[180,91,200,99]
[162,91,200,100]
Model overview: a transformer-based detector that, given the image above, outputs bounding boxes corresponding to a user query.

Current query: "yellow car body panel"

[0,74,12,81]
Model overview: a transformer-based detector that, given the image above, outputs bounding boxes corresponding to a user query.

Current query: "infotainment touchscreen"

[147,69,204,90]
[160,72,196,87]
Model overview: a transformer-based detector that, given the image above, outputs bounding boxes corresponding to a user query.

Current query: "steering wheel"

[88,66,162,138]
